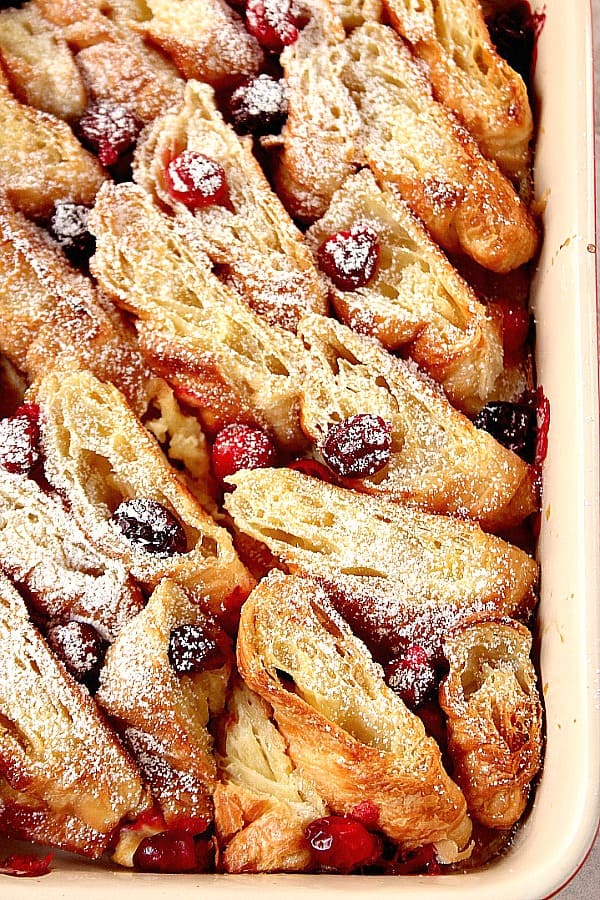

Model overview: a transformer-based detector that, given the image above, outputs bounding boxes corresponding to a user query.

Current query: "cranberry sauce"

[485,1,545,89]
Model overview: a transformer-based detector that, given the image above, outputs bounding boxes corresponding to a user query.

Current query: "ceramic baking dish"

[2,0,599,897]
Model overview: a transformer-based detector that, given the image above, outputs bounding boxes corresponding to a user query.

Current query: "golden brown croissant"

[0,572,147,857]
[225,467,539,659]
[237,571,472,855]
[439,617,543,829]
[134,80,328,333]
[297,313,536,529]
[305,168,504,411]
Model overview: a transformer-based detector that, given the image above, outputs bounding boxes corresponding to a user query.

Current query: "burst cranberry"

[50,201,95,261]
[385,644,438,710]
[0,852,53,878]
[211,423,277,481]
[165,151,232,210]
[473,400,536,461]
[350,800,380,829]
[0,404,41,475]
[168,624,227,675]
[228,74,288,136]
[78,100,141,167]
[111,498,187,556]
[486,1,542,84]
[245,0,299,52]
[305,815,382,872]
[46,620,107,686]
[288,457,340,484]
[317,223,380,291]
[491,297,530,365]
[133,830,198,873]
[322,414,392,478]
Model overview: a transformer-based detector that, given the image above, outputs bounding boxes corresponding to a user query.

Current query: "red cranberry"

[228,74,288,136]
[305,815,382,872]
[321,414,392,478]
[0,404,41,475]
[133,830,198,873]
[385,644,438,710]
[78,101,141,167]
[165,151,232,210]
[491,297,530,365]
[486,1,542,85]
[46,620,107,686]
[317,223,380,291]
[111,499,187,556]
[288,458,340,484]
[350,800,380,829]
[50,201,95,261]
[473,400,536,461]
[168,624,227,675]
[211,423,277,481]
[0,852,53,878]
[245,0,299,52]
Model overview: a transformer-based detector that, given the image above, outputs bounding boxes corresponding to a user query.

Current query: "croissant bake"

[0,0,546,881]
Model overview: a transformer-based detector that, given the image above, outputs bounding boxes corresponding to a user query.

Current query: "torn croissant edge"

[133,79,328,333]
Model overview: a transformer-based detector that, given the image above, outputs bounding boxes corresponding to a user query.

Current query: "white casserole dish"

[2,0,599,897]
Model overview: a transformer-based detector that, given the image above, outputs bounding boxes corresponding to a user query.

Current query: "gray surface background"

[554,0,600,896]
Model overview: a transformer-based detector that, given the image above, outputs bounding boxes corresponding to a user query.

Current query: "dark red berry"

[0,404,41,475]
[50,201,95,261]
[211,423,277,481]
[228,74,288,136]
[349,800,380,829]
[317,223,380,291]
[305,815,382,872]
[46,620,107,686]
[491,297,530,365]
[288,458,340,485]
[193,837,215,872]
[168,623,227,675]
[385,644,438,710]
[78,101,141,167]
[473,400,536,461]
[165,151,232,210]
[486,1,543,85]
[321,414,392,478]
[111,499,187,556]
[133,830,198,873]
[245,0,299,52]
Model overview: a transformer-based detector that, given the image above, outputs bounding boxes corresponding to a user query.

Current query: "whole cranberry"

[168,624,228,675]
[385,644,438,710]
[321,414,392,478]
[317,223,380,291]
[473,400,536,461]
[305,815,382,872]
[0,404,41,475]
[133,830,198,873]
[78,101,141,167]
[164,151,232,210]
[228,74,288,136]
[46,620,107,687]
[110,498,187,556]
[245,0,299,52]
[211,423,278,481]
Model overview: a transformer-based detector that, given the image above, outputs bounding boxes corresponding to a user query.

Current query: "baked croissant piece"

[134,80,327,333]
[305,168,503,411]
[341,23,538,272]
[439,617,543,829]
[30,368,254,613]
[214,681,327,873]
[0,2,88,120]
[0,80,106,219]
[297,314,536,529]
[0,572,147,857]
[97,579,231,859]
[383,0,533,179]
[237,571,472,856]
[89,181,308,450]
[225,467,539,660]
[0,468,143,641]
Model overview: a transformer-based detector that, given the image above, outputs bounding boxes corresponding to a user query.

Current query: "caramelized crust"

[134,80,327,333]
[89,182,308,450]
[237,572,472,854]
[340,23,538,272]
[298,314,536,529]
[0,82,106,219]
[214,682,326,872]
[225,467,539,659]
[0,573,147,856]
[384,0,533,178]
[306,169,503,410]
[30,368,254,608]
[439,618,543,828]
